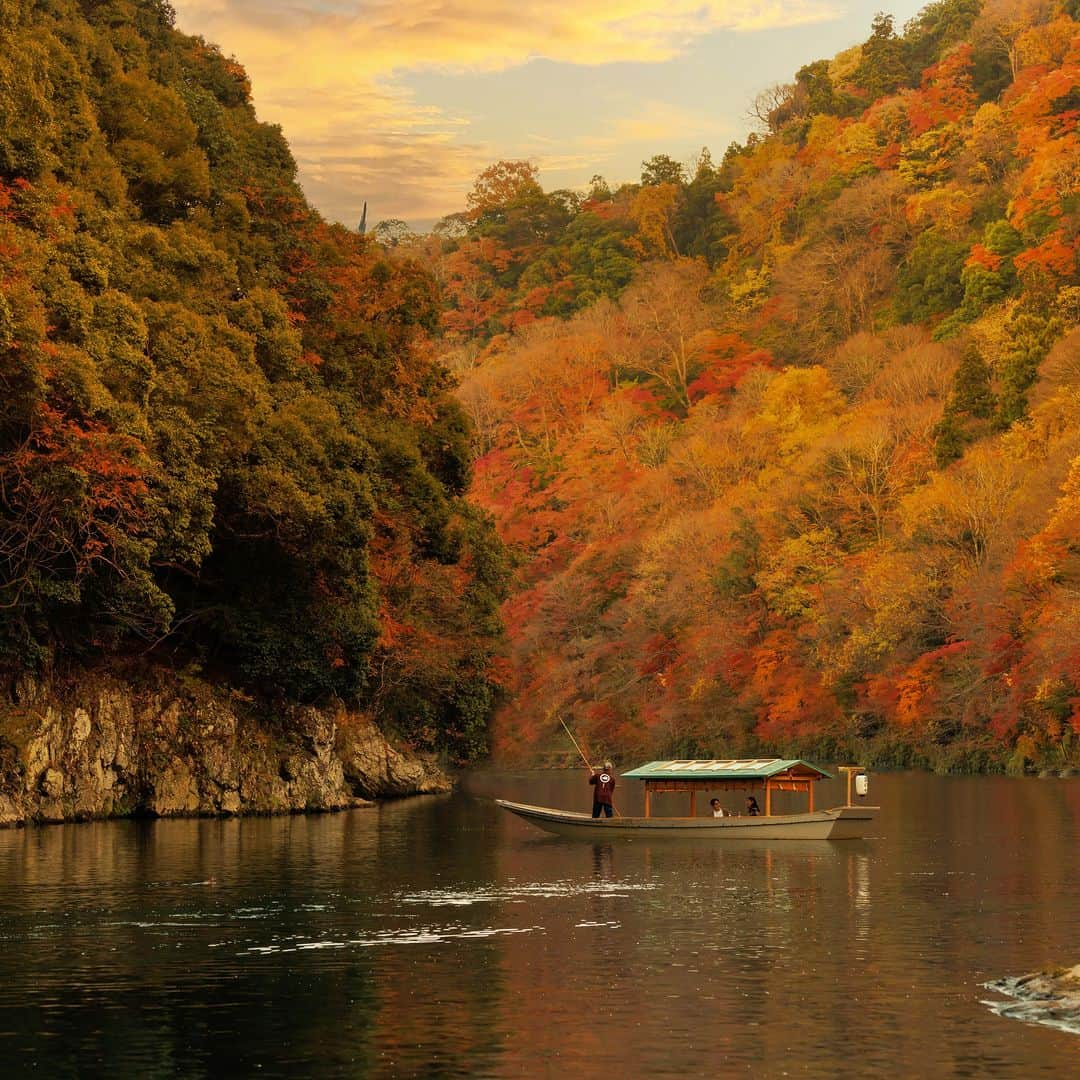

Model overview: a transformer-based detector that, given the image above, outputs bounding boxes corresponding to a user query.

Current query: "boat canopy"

[622,759,832,782]
[622,759,831,817]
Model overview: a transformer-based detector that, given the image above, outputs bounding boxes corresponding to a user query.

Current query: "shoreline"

[0,669,452,829]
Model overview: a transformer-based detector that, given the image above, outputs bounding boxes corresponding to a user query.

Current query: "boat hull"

[496,800,878,840]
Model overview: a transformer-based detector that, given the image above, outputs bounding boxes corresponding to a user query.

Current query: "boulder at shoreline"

[984,965,1080,1036]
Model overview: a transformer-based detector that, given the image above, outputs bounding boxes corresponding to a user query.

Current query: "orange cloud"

[173,1,838,223]
[180,2,837,73]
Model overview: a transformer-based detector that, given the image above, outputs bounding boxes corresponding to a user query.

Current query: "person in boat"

[745,795,760,816]
[589,761,616,818]
[709,798,727,818]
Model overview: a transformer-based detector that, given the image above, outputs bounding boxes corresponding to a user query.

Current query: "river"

[0,770,1076,1076]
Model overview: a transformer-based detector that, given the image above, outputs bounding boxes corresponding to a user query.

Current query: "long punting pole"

[560,718,620,817]
[560,718,592,771]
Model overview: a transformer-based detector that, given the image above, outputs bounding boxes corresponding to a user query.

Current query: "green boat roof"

[622,758,832,781]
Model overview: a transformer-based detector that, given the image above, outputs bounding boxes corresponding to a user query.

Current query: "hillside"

[0,0,507,761]
[423,0,1080,771]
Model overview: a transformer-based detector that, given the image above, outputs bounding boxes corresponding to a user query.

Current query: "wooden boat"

[496,759,879,840]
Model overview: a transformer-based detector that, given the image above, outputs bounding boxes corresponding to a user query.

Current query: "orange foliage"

[445,13,1080,768]
[905,46,976,137]
[1013,231,1078,275]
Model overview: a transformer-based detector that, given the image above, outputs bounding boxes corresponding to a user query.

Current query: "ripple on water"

[396,878,658,906]
[236,924,546,956]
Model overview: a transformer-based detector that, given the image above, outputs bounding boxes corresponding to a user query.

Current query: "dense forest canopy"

[383,0,1080,772]
[4,0,1079,774]
[0,0,508,760]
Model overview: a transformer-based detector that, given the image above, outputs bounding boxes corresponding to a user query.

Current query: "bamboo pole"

[560,717,592,771]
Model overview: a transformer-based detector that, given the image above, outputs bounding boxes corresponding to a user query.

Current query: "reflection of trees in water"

[0,804,511,1077]
[0,817,387,1076]
[357,792,507,1078]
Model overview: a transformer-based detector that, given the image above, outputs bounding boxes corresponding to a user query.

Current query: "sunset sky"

[172,1,928,230]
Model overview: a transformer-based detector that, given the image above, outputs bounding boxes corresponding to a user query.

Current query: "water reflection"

[0,772,1075,1075]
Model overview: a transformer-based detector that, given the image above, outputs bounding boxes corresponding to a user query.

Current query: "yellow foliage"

[967,302,1019,371]
[804,115,845,157]
[1043,452,1080,542]
[1016,15,1077,68]
[756,527,838,620]
[727,263,772,311]
[744,367,845,460]
[829,44,863,82]
[1058,287,1080,328]
[835,549,944,675]
[900,445,1023,568]
[904,185,975,233]
[835,122,880,170]
[629,182,680,259]
[965,103,1016,182]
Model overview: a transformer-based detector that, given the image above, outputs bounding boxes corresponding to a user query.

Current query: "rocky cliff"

[0,671,451,827]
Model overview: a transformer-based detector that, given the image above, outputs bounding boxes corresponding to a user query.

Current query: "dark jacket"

[589,770,616,805]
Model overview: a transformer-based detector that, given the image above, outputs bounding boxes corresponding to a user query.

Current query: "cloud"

[250,77,485,225]
[172,2,838,223]
[179,2,838,74]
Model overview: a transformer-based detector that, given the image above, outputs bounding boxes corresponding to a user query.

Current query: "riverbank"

[0,669,451,827]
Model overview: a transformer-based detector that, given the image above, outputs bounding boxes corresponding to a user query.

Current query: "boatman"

[589,761,616,818]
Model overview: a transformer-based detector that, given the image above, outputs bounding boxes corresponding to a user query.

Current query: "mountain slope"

[0,0,507,759]
[440,0,1080,771]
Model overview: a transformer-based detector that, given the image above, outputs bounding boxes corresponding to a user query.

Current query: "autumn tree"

[465,160,543,219]
[619,260,716,412]
[974,0,1058,81]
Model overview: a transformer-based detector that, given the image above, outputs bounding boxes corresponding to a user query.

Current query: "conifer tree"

[933,342,996,465]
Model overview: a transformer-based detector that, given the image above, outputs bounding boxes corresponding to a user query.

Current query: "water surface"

[0,770,1076,1076]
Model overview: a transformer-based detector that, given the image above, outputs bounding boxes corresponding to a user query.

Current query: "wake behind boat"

[496,759,879,840]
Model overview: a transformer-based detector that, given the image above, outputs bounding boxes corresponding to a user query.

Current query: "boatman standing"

[589,761,616,818]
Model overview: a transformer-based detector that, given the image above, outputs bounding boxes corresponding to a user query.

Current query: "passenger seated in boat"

[745,796,760,816]
[709,799,727,818]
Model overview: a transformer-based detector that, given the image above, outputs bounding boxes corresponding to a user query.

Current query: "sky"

[172,1,929,231]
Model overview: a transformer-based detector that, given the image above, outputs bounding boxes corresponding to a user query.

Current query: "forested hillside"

[0,0,507,760]
[407,0,1080,772]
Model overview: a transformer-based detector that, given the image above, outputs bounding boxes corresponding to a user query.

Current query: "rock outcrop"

[0,671,451,827]
[984,965,1080,1036]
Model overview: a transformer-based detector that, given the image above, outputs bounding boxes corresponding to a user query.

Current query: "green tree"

[903,0,983,72]
[0,0,509,761]
[895,230,969,323]
[933,342,996,465]
[641,154,686,187]
[854,13,910,99]
[997,307,1064,425]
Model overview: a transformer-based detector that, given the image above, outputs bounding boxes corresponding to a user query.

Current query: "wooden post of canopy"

[765,781,772,816]
[689,790,697,818]
[838,765,861,807]
[644,784,652,818]
[808,781,814,812]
